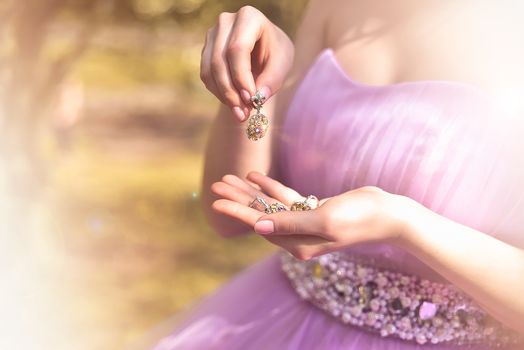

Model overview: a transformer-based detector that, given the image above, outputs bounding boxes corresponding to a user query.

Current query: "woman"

[144,1,524,349]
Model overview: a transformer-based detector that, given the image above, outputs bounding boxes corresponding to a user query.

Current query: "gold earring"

[246,90,269,141]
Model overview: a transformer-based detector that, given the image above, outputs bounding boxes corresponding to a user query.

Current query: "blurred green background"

[0,1,305,349]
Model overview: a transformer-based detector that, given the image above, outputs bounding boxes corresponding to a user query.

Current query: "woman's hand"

[211,171,411,260]
[211,173,524,334]
[200,6,294,122]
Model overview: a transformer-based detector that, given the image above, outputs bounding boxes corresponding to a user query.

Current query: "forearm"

[201,103,273,237]
[396,196,524,333]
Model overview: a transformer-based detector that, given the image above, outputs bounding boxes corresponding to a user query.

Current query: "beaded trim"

[279,250,523,348]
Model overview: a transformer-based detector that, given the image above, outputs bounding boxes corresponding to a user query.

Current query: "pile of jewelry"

[280,250,524,348]
[249,194,318,214]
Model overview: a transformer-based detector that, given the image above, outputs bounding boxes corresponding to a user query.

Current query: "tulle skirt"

[135,251,509,350]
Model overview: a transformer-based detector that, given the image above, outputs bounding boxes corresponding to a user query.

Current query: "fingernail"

[254,220,274,235]
[240,89,251,104]
[232,106,246,122]
[259,86,271,101]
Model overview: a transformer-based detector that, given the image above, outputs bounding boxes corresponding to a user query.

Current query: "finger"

[212,180,287,218]
[253,209,330,239]
[211,12,246,115]
[211,181,256,207]
[226,6,263,104]
[246,171,302,206]
[200,27,221,99]
[221,174,265,200]
[244,178,262,191]
[254,27,294,100]
[212,198,264,227]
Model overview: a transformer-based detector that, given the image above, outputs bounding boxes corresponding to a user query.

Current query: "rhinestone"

[399,316,412,330]
[416,334,427,344]
[400,296,411,308]
[389,287,400,298]
[389,298,403,313]
[366,312,378,326]
[313,263,323,278]
[376,275,388,287]
[357,266,367,278]
[350,305,362,317]
[370,298,380,311]
[418,301,438,320]
[334,282,345,293]
[432,294,443,304]
[432,316,444,327]
[318,255,330,265]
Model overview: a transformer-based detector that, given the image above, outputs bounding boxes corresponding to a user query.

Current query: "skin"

[201,0,524,335]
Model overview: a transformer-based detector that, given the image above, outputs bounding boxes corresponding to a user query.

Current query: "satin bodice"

[278,48,524,281]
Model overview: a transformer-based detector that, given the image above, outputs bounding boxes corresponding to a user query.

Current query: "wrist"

[387,194,427,247]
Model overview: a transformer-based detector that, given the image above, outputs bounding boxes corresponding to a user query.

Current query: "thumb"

[255,50,293,101]
[253,210,322,236]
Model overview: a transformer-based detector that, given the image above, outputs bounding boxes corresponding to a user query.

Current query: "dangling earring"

[246,90,268,141]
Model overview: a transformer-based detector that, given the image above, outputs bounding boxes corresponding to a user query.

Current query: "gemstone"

[410,299,420,310]
[385,324,396,334]
[432,294,443,304]
[389,287,400,298]
[400,276,410,285]
[358,285,371,306]
[313,263,323,278]
[376,275,388,287]
[357,266,367,278]
[416,334,427,344]
[350,305,362,317]
[370,298,380,311]
[419,301,438,320]
[365,281,378,292]
[366,312,378,326]
[400,296,411,308]
[390,298,403,313]
[432,316,444,327]
[318,255,329,265]
[457,309,468,324]
[399,316,412,330]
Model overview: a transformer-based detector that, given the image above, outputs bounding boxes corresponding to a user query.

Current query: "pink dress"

[147,48,524,349]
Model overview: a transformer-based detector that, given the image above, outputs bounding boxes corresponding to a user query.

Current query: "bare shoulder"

[323,0,524,93]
